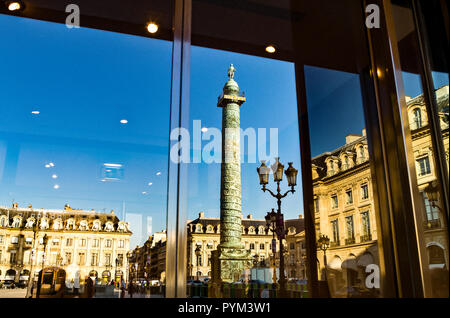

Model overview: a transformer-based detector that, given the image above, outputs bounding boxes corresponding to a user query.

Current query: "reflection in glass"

[0,14,172,298]
[305,65,381,298]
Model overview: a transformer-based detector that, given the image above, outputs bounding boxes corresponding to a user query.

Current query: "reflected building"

[313,85,449,296]
[0,203,131,286]
[128,231,166,284]
[187,212,305,281]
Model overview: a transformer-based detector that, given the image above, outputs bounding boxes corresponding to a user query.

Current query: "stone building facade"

[128,231,166,284]
[0,204,131,285]
[187,212,305,281]
[312,85,448,296]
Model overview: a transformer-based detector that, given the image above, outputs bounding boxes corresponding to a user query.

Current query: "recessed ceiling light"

[53,184,60,189]
[148,182,153,186]
[31,110,40,115]
[201,127,208,133]
[147,22,159,34]
[120,119,128,124]
[7,1,22,11]
[265,45,276,53]
[142,191,147,195]
[52,174,58,179]
[156,172,161,176]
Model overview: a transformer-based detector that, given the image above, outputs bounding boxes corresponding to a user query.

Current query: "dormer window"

[195,224,203,233]
[258,226,265,235]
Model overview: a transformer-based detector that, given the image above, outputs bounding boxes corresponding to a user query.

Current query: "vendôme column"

[211,64,252,286]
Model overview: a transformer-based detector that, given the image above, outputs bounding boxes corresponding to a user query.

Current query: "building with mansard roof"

[0,203,132,287]
[312,85,448,297]
[186,212,305,281]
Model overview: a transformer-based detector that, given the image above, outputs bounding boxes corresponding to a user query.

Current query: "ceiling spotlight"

[31,110,40,115]
[53,184,60,189]
[142,191,147,195]
[45,164,50,168]
[6,1,24,11]
[52,174,58,179]
[147,22,159,34]
[201,127,208,133]
[49,162,54,167]
[265,45,276,54]
[148,182,153,186]
[120,119,128,124]
[156,172,161,176]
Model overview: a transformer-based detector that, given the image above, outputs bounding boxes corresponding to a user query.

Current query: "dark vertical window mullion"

[411,0,449,219]
[292,63,319,298]
[166,0,185,298]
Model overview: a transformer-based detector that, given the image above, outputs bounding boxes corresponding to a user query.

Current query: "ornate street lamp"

[115,258,119,285]
[195,246,201,281]
[424,180,440,208]
[41,234,48,269]
[317,234,330,279]
[26,215,39,298]
[258,158,298,298]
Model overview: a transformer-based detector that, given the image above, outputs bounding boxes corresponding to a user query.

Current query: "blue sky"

[0,14,448,247]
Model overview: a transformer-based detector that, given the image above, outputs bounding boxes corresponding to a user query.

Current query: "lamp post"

[251,254,258,281]
[25,216,39,298]
[258,157,298,298]
[41,234,48,270]
[195,246,201,281]
[115,258,119,285]
[317,234,330,279]
[36,234,48,299]
[134,262,138,284]
[424,180,441,209]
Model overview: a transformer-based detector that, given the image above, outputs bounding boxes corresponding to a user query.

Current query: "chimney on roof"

[28,204,32,209]
[199,212,204,218]
[299,214,303,219]
[12,202,18,209]
[362,128,366,136]
[64,204,71,211]
[345,134,361,144]
[247,214,253,219]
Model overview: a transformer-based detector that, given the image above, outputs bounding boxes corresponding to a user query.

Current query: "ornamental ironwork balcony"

[330,240,340,248]
[424,219,441,230]
[345,237,355,245]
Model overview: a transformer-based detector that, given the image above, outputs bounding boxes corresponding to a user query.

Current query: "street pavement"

[0,288,163,298]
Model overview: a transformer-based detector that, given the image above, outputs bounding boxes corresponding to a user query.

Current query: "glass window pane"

[0,0,173,298]
[391,0,449,298]
[305,64,381,298]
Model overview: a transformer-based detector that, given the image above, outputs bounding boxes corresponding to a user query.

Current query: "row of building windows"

[0,236,125,248]
[314,184,370,213]
[329,211,372,246]
[1,249,124,267]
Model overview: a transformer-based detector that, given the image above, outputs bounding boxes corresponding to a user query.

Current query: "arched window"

[428,245,445,265]
[412,108,422,130]
[0,215,9,227]
[258,226,265,235]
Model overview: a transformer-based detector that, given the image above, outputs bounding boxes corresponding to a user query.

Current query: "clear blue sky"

[0,14,448,247]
